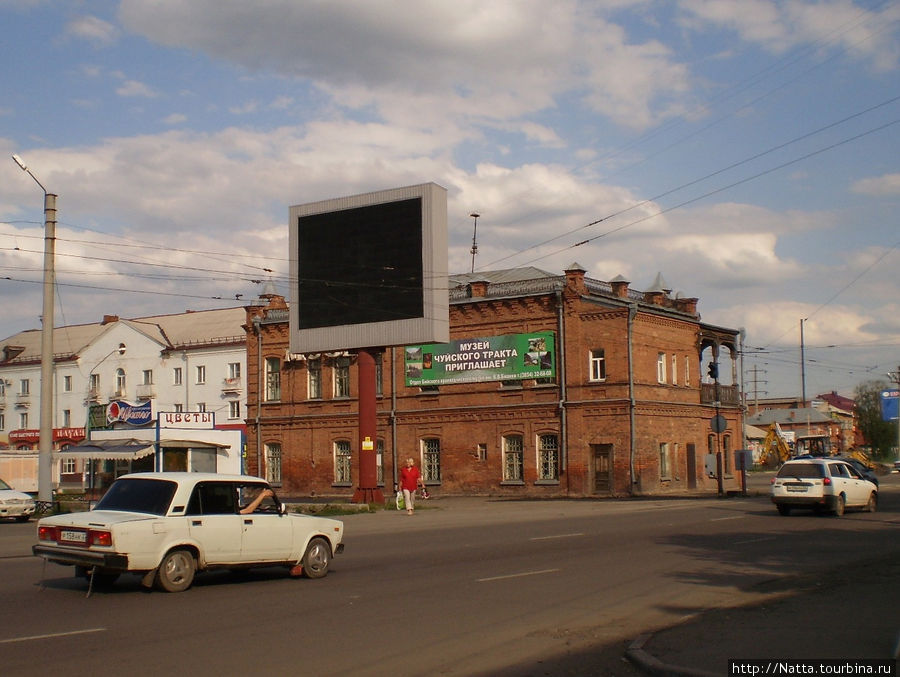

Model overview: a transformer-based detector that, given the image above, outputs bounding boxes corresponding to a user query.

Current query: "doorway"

[686,443,697,489]
[592,444,613,494]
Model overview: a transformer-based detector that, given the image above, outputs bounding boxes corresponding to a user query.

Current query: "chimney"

[564,262,587,295]
[101,315,119,325]
[610,274,630,299]
[468,280,489,298]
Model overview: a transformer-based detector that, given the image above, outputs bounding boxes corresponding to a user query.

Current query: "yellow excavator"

[758,423,792,468]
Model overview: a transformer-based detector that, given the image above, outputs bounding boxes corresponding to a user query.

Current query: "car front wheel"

[301,538,331,579]
[865,492,877,513]
[155,549,196,592]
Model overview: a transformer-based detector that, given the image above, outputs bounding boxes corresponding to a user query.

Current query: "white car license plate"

[786,485,807,493]
[61,530,87,543]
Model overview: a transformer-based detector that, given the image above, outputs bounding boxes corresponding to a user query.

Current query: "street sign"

[710,415,727,433]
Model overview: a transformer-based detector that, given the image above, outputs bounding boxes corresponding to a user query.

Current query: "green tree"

[853,380,896,460]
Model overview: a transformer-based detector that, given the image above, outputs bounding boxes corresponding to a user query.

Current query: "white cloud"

[116,79,157,98]
[66,15,119,46]
[851,173,900,196]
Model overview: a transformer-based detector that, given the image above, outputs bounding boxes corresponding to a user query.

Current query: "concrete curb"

[626,634,718,677]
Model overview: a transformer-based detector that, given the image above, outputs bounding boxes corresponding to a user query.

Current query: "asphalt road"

[1,472,898,677]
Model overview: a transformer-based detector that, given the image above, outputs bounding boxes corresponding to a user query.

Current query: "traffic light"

[707,362,719,380]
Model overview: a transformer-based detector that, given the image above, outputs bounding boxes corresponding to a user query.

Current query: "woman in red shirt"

[399,457,424,515]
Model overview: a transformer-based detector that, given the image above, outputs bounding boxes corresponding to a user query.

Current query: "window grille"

[537,434,559,481]
[503,435,524,481]
[334,440,352,483]
[422,438,441,482]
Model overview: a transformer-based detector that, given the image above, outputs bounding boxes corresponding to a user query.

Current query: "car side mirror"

[279,502,289,515]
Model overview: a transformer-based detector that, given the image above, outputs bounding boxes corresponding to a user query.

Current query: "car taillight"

[823,477,831,485]
[38,525,59,542]
[88,530,112,547]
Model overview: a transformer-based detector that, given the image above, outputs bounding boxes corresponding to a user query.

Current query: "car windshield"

[776,462,825,479]
[94,478,178,515]
[0,478,12,490]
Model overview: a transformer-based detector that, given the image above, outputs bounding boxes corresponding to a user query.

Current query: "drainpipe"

[627,303,637,494]
[252,317,262,477]
[556,293,568,482]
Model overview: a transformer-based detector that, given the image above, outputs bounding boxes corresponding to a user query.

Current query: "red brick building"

[243,265,743,498]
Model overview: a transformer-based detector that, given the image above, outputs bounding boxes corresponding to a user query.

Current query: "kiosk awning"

[54,438,156,461]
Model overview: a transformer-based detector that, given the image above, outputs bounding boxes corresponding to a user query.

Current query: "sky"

[1,0,898,401]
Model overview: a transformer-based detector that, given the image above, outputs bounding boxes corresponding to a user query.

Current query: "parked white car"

[0,478,36,522]
[33,472,344,592]
[771,458,877,516]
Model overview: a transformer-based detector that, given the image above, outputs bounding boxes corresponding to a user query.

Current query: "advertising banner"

[881,389,899,421]
[405,331,555,386]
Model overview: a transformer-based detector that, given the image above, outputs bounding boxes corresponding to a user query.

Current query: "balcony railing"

[136,384,156,400]
[222,377,242,393]
[700,383,740,406]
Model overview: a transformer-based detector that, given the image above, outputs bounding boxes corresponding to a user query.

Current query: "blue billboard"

[881,389,899,421]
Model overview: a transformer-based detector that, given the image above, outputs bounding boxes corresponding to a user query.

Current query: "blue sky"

[1,0,898,399]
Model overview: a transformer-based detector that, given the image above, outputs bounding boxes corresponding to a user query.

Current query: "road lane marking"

[530,532,584,541]
[710,515,744,521]
[477,568,560,583]
[0,628,106,644]
[734,536,777,545]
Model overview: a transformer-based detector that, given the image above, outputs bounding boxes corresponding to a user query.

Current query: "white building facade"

[0,308,248,490]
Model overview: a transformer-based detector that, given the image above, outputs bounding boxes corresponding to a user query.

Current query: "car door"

[186,482,243,563]
[842,464,871,507]
[237,484,293,562]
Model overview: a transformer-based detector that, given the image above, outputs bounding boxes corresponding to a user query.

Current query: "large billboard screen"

[881,389,899,421]
[289,183,448,353]
[405,332,556,386]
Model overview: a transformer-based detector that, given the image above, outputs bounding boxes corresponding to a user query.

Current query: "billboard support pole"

[353,348,384,504]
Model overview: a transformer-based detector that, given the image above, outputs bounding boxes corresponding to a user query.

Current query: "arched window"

[115,369,126,397]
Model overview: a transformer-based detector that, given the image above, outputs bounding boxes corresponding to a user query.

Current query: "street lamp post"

[12,154,57,505]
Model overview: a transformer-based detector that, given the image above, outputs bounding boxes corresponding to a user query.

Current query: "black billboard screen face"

[297,197,424,330]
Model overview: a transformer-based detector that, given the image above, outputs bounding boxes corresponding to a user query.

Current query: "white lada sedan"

[33,472,344,592]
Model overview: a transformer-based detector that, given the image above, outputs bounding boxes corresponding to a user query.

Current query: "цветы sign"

[405,332,555,386]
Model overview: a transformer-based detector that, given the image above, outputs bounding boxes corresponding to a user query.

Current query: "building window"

[265,443,282,485]
[228,362,241,379]
[503,435,524,482]
[142,369,153,385]
[63,409,71,427]
[723,435,731,474]
[589,349,606,381]
[537,434,559,481]
[195,365,206,385]
[174,403,183,413]
[20,379,29,395]
[476,443,487,461]
[671,355,677,385]
[708,433,716,455]
[657,353,666,384]
[265,357,281,402]
[115,368,126,397]
[334,356,350,398]
[0,413,4,430]
[173,367,183,386]
[422,438,441,482]
[376,438,384,485]
[308,357,321,399]
[229,401,241,419]
[62,458,76,474]
[19,413,28,429]
[684,356,690,386]
[63,375,72,392]
[334,440,352,484]
[0,380,4,397]
[659,442,670,479]
[197,402,207,413]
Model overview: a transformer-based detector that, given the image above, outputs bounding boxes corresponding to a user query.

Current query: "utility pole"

[746,364,768,415]
[800,318,807,408]
[469,212,480,273]
[12,155,56,505]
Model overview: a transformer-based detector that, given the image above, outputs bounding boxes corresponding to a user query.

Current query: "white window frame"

[671,354,677,385]
[228,362,241,379]
[20,379,29,395]
[229,400,240,419]
[422,438,441,483]
[684,356,691,386]
[265,442,282,486]
[657,353,666,384]
[660,442,670,479]
[333,356,350,398]
[537,434,559,481]
[195,365,206,385]
[63,375,72,392]
[589,349,606,382]
[62,457,77,474]
[503,435,524,482]
[308,357,322,399]
[173,367,183,386]
[142,369,153,385]
[62,409,71,427]
[334,440,352,484]
[265,357,281,402]
[115,368,126,397]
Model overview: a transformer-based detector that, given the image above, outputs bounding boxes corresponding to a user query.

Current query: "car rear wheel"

[865,492,877,513]
[155,549,196,592]
[833,494,845,517]
[301,537,331,579]
[776,504,791,516]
